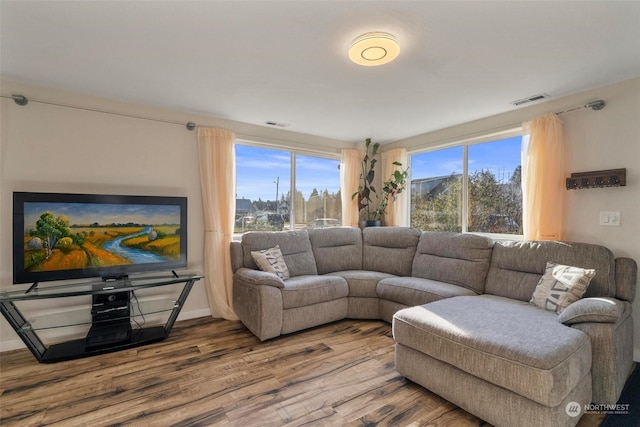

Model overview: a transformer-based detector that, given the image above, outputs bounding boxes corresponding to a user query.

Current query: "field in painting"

[24,225,180,273]
[120,226,181,259]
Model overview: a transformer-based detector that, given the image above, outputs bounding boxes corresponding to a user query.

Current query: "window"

[411,146,463,232]
[235,145,290,233]
[235,144,341,235]
[410,134,523,236]
[467,137,522,234]
[295,155,341,229]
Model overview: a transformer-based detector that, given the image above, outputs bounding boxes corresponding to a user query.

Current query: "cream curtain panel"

[340,149,362,227]
[522,113,565,241]
[197,127,238,320]
[382,148,408,226]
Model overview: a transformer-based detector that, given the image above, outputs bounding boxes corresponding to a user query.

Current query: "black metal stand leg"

[164,279,195,335]
[0,301,46,362]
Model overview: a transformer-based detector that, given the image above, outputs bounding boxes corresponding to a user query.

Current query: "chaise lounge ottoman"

[394,295,592,427]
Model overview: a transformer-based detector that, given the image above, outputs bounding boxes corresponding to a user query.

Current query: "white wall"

[392,77,640,362]
[562,79,640,362]
[0,80,350,351]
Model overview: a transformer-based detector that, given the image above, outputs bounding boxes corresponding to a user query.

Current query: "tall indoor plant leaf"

[352,139,409,225]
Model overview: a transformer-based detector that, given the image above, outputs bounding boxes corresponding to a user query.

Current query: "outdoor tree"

[253,197,266,211]
[468,170,503,232]
[429,175,462,232]
[411,167,522,234]
[511,165,522,186]
[410,174,461,232]
[237,187,342,229]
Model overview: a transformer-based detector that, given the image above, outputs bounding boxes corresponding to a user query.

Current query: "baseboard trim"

[0,338,26,353]
[178,308,212,321]
[0,307,213,354]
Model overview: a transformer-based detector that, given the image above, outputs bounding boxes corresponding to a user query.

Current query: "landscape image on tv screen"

[21,201,183,277]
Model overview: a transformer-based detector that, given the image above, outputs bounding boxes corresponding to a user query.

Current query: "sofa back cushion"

[241,230,318,277]
[412,231,494,293]
[308,227,363,274]
[363,227,421,276]
[485,240,616,301]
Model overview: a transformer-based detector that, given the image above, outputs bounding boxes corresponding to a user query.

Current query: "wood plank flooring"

[0,317,605,426]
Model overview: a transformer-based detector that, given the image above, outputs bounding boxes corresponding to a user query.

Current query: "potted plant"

[352,138,409,227]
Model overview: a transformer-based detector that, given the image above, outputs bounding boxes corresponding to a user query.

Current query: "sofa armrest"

[558,297,625,325]
[615,257,637,302]
[234,267,285,288]
[563,297,633,404]
[230,241,244,273]
[233,272,283,341]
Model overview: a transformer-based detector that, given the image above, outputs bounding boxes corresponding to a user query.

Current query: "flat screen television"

[13,192,187,284]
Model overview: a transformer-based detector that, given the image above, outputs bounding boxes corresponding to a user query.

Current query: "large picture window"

[235,144,341,235]
[410,134,523,236]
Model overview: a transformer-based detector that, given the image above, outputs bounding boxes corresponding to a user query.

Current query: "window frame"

[407,127,525,240]
[234,139,342,234]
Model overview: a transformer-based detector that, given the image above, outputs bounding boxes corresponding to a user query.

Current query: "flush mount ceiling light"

[349,32,400,66]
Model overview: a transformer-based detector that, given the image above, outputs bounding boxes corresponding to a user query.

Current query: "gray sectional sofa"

[230,226,637,427]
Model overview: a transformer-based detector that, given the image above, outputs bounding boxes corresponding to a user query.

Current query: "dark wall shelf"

[566,168,626,190]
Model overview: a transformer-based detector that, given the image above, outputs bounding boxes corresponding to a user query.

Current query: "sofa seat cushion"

[327,270,396,297]
[280,275,348,309]
[393,295,592,407]
[377,277,477,307]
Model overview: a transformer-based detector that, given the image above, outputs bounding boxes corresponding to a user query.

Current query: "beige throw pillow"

[530,262,595,314]
[251,245,290,280]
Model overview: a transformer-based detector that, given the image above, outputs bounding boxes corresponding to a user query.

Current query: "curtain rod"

[555,99,605,115]
[2,94,197,131]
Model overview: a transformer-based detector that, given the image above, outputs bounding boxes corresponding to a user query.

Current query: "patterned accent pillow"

[251,245,290,280]
[530,262,596,314]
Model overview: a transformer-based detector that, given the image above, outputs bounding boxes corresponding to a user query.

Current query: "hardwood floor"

[0,317,605,426]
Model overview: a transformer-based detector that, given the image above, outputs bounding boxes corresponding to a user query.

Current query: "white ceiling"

[2,1,639,143]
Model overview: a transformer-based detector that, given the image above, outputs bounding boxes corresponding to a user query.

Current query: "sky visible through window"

[236,136,521,202]
[411,136,522,182]
[235,145,340,202]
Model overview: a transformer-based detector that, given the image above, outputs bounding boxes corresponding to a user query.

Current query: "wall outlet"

[600,211,621,226]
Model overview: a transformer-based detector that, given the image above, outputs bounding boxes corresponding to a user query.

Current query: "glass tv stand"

[0,272,202,363]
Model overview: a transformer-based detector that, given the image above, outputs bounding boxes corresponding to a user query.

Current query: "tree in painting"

[33,211,72,258]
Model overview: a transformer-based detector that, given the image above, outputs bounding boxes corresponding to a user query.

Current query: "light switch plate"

[600,211,621,226]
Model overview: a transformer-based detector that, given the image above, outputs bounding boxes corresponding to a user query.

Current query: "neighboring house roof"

[411,175,461,197]
[236,198,256,213]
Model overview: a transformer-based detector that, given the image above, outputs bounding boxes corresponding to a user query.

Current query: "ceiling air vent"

[510,93,550,106]
[265,121,289,128]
